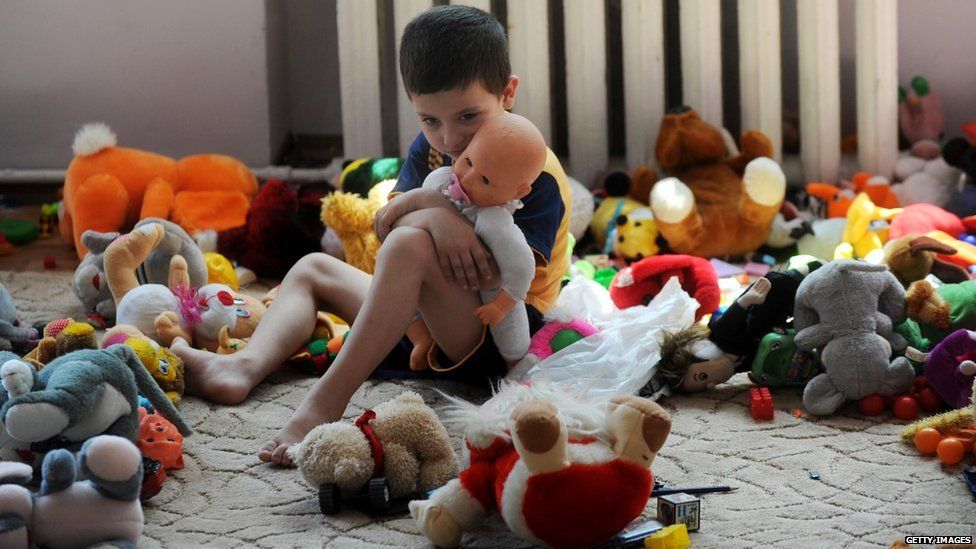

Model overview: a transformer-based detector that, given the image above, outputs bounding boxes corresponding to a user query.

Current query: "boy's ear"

[515,181,532,199]
[502,75,519,110]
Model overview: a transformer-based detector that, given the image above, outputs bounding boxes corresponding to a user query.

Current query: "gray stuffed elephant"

[793,260,916,415]
[0,284,38,354]
[72,217,207,327]
[0,346,191,449]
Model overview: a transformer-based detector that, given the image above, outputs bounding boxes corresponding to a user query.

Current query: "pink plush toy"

[888,203,964,241]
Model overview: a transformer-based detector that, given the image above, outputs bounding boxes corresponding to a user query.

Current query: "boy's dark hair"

[399,5,511,96]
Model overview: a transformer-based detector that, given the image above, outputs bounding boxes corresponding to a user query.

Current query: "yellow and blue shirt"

[394,132,571,313]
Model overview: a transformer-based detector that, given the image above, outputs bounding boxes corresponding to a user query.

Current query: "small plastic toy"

[657,493,700,532]
[937,437,966,465]
[644,523,690,549]
[808,471,821,480]
[749,387,774,420]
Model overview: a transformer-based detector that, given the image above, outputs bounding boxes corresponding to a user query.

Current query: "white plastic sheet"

[509,276,699,400]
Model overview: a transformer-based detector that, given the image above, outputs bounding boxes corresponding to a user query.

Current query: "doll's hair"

[400,5,511,96]
[657,324,711,390]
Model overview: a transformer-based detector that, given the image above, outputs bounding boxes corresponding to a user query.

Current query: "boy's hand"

[375,197,409,243]
[425,209,497,290]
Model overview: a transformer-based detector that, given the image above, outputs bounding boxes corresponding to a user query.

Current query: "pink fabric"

[526,318,600,360]
[889,203,965,240]
[101,333,130,348]
[172,284,201,331]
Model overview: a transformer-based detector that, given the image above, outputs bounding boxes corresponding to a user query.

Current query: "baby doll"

[420,113,547,363]
[656,261,821,391]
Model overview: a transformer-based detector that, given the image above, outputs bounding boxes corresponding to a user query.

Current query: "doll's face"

[681,354,737,392]
[452,113,547,207]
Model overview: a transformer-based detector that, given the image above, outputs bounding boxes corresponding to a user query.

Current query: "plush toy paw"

[743,157,786,206]
[409,500,462,548]
[608,396,672,467]
[906,280,951,329]
[4,401,69,443]
[0,360,34,397]
[510,400,569,474]
[961,360,976,376]
[650,178,695,224]
[0,483,32,549]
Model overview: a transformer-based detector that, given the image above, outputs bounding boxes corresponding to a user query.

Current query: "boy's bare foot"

[169,338,255,405]
[258,405,338,466]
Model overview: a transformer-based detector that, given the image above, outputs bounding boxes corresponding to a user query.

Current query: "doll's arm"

[473,208,535,322]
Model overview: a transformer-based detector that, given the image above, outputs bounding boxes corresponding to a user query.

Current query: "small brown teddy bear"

[288,391,457,512]
[646,107,786,258]
[22,318,98,367]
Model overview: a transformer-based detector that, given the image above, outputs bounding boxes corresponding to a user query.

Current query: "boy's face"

[410,77,518,160]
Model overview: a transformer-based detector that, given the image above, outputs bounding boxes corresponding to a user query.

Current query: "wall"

[0,0,278,168]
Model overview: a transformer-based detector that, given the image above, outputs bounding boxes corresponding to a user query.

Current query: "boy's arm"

[375,168,457,242]
[472,208,536,325]
[513,172,564,264]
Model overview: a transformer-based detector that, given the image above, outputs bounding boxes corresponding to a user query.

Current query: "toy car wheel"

[368,478,391,512]
[319,484,341,515]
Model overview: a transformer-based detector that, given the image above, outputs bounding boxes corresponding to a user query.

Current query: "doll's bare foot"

[739,277,771,308]
[170,337,254,405]
[258,404,340,467]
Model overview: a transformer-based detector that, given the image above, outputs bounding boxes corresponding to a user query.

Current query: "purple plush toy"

[924,329,976,409]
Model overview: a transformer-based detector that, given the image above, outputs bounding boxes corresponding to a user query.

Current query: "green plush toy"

[749,329,822,387]
[0,219,38,246]
[339,157,405,198]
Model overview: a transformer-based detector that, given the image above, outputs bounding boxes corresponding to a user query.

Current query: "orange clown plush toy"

[62,123,259,258]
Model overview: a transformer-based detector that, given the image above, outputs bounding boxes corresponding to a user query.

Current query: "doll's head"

[452,112,547,207]
[658,325,738,392]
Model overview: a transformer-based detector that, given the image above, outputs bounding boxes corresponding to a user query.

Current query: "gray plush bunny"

[72,217,207,326]
[0,283,38,354]
[793,260,916,415]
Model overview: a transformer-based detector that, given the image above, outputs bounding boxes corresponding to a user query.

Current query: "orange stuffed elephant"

[62,123,259,258]
[646,108,786,258]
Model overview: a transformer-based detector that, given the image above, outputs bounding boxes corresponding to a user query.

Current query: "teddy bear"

[645,107,786,258]
[0,435,144,548]
[408,382,672,548]
[288,391,457,514]
[73,217,209,328]
[209,179,325,279]
[62,123,259,259]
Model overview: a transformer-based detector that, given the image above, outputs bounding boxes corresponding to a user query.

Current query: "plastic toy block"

[644,523,690,549]
[749,387,774,420]
[657,493,701,532]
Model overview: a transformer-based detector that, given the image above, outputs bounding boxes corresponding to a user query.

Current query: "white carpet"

[2,270,974,548]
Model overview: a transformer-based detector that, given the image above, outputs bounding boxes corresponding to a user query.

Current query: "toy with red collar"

[609,254,719,321]
[409,382,671,548]
[288,391,457,515]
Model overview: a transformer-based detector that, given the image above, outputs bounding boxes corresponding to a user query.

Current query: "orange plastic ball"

[914,428,943,455]
[936,437,965,465]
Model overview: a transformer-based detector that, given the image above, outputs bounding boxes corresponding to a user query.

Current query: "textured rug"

[2,269,974,548]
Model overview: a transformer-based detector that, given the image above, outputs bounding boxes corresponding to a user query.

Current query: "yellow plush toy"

[834,193,903,262]
[320,182,393,274]
[611,207,659,261]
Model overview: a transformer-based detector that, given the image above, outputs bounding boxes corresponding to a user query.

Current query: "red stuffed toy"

[609,254,720,320]
[217,179,325,279]
[409,383,671,548]
[888,202,964,240]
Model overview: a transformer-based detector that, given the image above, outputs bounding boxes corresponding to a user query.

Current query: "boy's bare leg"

[261,227,485,465]
[171,254,371,405]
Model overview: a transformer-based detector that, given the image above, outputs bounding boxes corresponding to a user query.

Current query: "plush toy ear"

[80,230,120,255]
[908,236,957,256]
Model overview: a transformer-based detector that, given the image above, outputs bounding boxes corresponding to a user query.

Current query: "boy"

[172,5,572,466]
